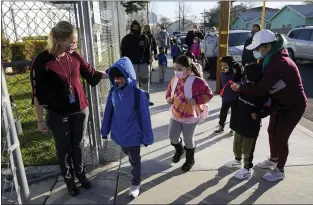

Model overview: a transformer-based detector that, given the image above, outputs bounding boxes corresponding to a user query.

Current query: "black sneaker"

[76,173,92,189]
[149,102,154,106]
[65,179,79,196]
[152,68,155,72]
[214,126,224,134]
[229,130,234,136]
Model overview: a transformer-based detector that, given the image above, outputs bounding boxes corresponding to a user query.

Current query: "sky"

[150,1,305,23]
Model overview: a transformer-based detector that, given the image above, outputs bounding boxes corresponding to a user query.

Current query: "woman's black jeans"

[46,108,89,181]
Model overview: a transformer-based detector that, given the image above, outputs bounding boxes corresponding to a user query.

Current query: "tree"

[177,2,192,30]
[230,3,248,23]
[121,1,147,14]
[158,16,172,27]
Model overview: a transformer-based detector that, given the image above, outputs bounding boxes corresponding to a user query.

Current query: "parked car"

[286,26,313,62]
[176,30,251,64]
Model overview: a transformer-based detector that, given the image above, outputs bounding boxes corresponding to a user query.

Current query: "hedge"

[1,34,12,62]
[11,41,35,61]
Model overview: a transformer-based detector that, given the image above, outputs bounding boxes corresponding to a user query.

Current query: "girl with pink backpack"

[165,55,213,172]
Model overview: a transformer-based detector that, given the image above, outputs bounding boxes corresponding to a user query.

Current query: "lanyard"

[56,53,72,90]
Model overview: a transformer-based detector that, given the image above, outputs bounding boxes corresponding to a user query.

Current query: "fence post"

[77,1,100,165]
[82,1,105,164]
[1,67,30,204]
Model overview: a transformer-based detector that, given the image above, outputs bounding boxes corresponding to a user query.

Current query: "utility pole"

[216,1,231,93]
[178,2,181,31]
[261,0,266,29]
[203,8,206,34]
[147,1,150,25]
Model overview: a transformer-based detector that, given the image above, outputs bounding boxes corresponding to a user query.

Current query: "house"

[268,5,313,29]
[166,19,195,33]
[231,10,277,30]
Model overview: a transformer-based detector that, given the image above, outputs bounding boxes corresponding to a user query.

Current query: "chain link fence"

[1,1,126,203]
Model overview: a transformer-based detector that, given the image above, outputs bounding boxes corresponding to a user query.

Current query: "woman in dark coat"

[231,29,307,182]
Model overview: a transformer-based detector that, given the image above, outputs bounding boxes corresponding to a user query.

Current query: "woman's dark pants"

[46,108,89,181]
[268,105,306,169]
[122,146,141,186]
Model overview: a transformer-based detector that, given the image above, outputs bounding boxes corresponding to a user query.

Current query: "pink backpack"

[171,76,209,123]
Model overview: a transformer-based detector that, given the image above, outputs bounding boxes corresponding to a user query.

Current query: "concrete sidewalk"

[29,60,313,204]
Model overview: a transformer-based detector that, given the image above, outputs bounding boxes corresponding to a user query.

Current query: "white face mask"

[253,51,263,59]
[209,32,214,36]
[162,29,166,32]
[174,71,184,78]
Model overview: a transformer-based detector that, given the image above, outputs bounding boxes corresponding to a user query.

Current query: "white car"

[286,26,313,61]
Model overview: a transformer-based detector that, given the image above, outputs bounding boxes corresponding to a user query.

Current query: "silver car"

[286,26,313,61]
[227,30,251,63]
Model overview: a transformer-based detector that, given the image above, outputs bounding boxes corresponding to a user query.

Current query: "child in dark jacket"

[171,39,181,63]
[214,56,243,135]
[224,63,271,180]
[156,47,168,83]
[101,57,154,198]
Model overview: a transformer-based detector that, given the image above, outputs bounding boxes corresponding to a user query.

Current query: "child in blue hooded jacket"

[214,56,243,135]
[101,57,154,198]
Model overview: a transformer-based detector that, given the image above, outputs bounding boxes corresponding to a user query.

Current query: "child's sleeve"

[165,78,173,99]
[139,92,154,145]
[101,93,114,138]
[193,79,214,104]
[254,95,272,119]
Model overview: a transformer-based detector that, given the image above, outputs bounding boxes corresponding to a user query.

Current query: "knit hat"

[221,56,236,68]
[109,67,124,80]
[244,63,263,82]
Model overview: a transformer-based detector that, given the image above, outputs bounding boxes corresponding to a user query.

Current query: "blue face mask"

[253,50,263,60]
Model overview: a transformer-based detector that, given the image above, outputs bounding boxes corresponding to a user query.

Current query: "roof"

[287,5,313,18]
[237,11,277,23]
[269,5,313,21]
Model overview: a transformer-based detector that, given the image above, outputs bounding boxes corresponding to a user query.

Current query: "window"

[228,32,251,47]
[287,24,292,28]
[282,25,286,28]
[266,24,271,29]
[298,29,313,41]
[288,30,300,39]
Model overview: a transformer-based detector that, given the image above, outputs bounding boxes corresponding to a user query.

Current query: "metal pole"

[147,1,149,25]
[82,1,103,164]
[261,0,266,29]
[203,9,205,34]
[78,1,99,165]
[1,67,30,204]
[216,1,231,93]
[178,2,181,31]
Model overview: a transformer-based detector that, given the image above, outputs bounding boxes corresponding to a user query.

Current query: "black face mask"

[132,29,141,36]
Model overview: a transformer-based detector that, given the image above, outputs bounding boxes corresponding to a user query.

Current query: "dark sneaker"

[214,126,224,134]
[65,179,79,196]
[77,173,92,189]
[152,68,155,72]
[229,130,234,136]
[149,102,154,106]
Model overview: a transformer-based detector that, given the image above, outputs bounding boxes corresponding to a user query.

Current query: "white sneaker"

[263,168,285,182]
[129,185,140,198]
[224,159,242,168]
[256,158,277,169]
[234,167,253,180]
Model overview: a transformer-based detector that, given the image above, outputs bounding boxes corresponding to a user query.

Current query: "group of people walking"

[30,20,307,199]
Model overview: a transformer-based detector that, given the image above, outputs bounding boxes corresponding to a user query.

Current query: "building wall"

[231,17,246,30]
[306,18,313,25]
[270,6,306,29]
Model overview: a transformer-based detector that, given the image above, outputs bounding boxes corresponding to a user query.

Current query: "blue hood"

[106,57,137,88]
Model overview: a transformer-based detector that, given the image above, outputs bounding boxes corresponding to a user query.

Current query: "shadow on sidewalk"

[112,133,232,204]
[168,167,280,204]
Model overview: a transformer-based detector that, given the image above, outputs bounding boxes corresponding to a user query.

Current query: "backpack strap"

[134,87,141,112]
[184,75,196,99]
[171,77,179,97]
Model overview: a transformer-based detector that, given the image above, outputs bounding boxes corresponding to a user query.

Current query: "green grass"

[5,72,57,166]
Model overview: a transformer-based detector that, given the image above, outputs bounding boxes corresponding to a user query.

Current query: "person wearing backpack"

[101,57,154,198]
[165,55,213,172]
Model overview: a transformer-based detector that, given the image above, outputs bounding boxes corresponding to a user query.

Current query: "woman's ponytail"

[275,33,287,49]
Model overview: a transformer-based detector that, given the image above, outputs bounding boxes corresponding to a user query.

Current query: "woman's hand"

[167,97,173,104]
[187,98,196,105]
[230,83,240,92]
[37,121,49,135]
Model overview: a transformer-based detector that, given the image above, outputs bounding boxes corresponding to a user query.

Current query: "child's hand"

[167,97,173,104]
[187,98,196,105]
[251,113,257,120]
